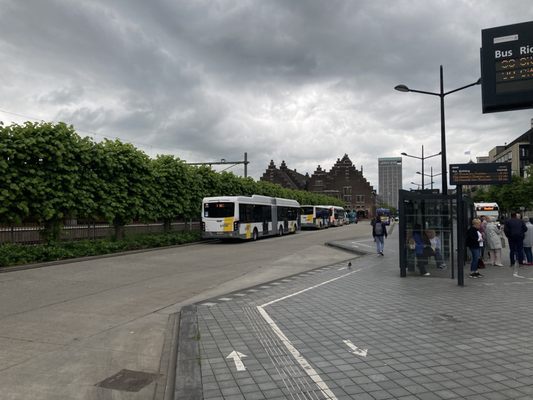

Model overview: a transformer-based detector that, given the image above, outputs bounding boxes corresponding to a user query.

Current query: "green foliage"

[470,173,533,215]
[0,231,201,268]
[1,120,344,245]
[94,139,155,227]
[0,121,96,241]
[151,155,193,223]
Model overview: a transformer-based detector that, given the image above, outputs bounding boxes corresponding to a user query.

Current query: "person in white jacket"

[485,216,504,267]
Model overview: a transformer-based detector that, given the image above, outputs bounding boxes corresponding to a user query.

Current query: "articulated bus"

[202,195,300,240]
[300,205,347,228]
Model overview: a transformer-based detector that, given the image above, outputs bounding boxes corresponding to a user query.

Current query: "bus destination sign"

[449,163,511,185]
[481,21,533,113]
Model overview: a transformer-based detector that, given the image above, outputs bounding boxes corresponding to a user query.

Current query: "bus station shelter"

[398,189,473,284]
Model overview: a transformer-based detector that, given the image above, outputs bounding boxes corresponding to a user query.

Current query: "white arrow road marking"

[343,340,368,357]
[227,350,247,371]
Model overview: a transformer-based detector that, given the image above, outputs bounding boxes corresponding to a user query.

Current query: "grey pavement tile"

[187,246,533,400]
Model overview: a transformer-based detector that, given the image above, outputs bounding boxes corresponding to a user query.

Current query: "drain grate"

[96,369,160,392]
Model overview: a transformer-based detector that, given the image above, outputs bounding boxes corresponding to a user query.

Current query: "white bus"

[474,202,500,220]
[300,205,331,229]
[329,206,347,227]
[202,195,300,240]
[300,205,346,228]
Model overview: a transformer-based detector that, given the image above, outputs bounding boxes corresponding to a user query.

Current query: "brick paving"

[176,234,533,399]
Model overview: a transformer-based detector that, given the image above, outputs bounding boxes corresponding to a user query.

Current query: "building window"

[355,195,364,203]
[343,186,352,195]
[343,195,352,202]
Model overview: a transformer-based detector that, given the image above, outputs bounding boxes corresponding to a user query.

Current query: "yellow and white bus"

[202,195,300,240]
[300,205,346,228]
[300,205,331,229]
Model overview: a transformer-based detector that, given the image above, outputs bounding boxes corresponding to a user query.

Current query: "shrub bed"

[0,231,202,268]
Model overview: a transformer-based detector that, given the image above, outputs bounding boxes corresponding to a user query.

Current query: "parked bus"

[300,205,331,229]
[474,202,500,221]
[376,208,391,225]
[329,206,347,227]
[202,195,300,240]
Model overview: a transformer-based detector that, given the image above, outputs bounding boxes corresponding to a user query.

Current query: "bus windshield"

[204,202,235,218]
[376,208,391,225]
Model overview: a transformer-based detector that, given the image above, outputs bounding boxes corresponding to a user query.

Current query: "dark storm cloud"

[0,0,532,188]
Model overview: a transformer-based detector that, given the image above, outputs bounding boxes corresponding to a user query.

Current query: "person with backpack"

[371,216,388,256]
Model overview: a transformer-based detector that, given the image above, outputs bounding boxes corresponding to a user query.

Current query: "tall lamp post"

[401,145,441,190]
[416,167,442,190]
[395,66,481,194]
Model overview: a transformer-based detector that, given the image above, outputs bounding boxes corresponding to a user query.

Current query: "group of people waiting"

[404,212,533,278]
[466,213,533,278]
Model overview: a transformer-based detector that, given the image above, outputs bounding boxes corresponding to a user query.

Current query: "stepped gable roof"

[313,165,326,175]
[260,160,308,190]
[284,167,308,189]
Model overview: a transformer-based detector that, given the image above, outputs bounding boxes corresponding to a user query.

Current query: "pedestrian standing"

[523,217,533,265]
[371,216,387,256]
[412,224,431,276]
[466,218,483,278]
[503,212,528,266]
[485,216,504,266]
[479,216,488,260]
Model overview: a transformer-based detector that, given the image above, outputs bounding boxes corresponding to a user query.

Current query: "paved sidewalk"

[175,233,533,399]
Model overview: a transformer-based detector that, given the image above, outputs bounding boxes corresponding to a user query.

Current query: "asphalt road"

[0,222,372,400]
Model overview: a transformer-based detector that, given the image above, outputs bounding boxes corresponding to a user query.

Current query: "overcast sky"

[1,0,532,192]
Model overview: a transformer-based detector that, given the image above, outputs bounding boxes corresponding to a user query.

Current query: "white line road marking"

[261,270,359,307]
[351,241,374,247]
[256,269,361,400]
[343,339,368,357]
[257,307,338,399]
[226,351,247,371]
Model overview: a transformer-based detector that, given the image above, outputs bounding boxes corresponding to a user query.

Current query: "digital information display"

[481,21,533,113]
[449,163,511,185]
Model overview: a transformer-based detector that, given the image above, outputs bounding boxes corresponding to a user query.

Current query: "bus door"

[271,200,279,235]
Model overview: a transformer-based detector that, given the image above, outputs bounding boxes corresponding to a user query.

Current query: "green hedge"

[1,121,344,243]
[0,231,201,268]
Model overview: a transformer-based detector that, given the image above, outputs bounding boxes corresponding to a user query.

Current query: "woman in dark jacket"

[466,218,483,278]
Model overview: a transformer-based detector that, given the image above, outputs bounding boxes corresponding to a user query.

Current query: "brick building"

[260,154,376,218]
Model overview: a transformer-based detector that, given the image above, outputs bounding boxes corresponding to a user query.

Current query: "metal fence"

[0,220,201,245]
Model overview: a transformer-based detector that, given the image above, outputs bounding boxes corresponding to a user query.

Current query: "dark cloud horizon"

[1,0,532,191]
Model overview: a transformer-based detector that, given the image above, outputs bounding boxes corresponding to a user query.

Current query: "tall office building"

[378,157,402,209]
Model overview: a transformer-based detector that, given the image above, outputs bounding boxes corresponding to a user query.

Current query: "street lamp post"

[416,166,442,190]
[401,145,441,190]
[395,65,480,194]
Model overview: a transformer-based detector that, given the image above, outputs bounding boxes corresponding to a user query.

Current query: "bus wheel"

[278,226,283,236]
[252,229,258,241]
